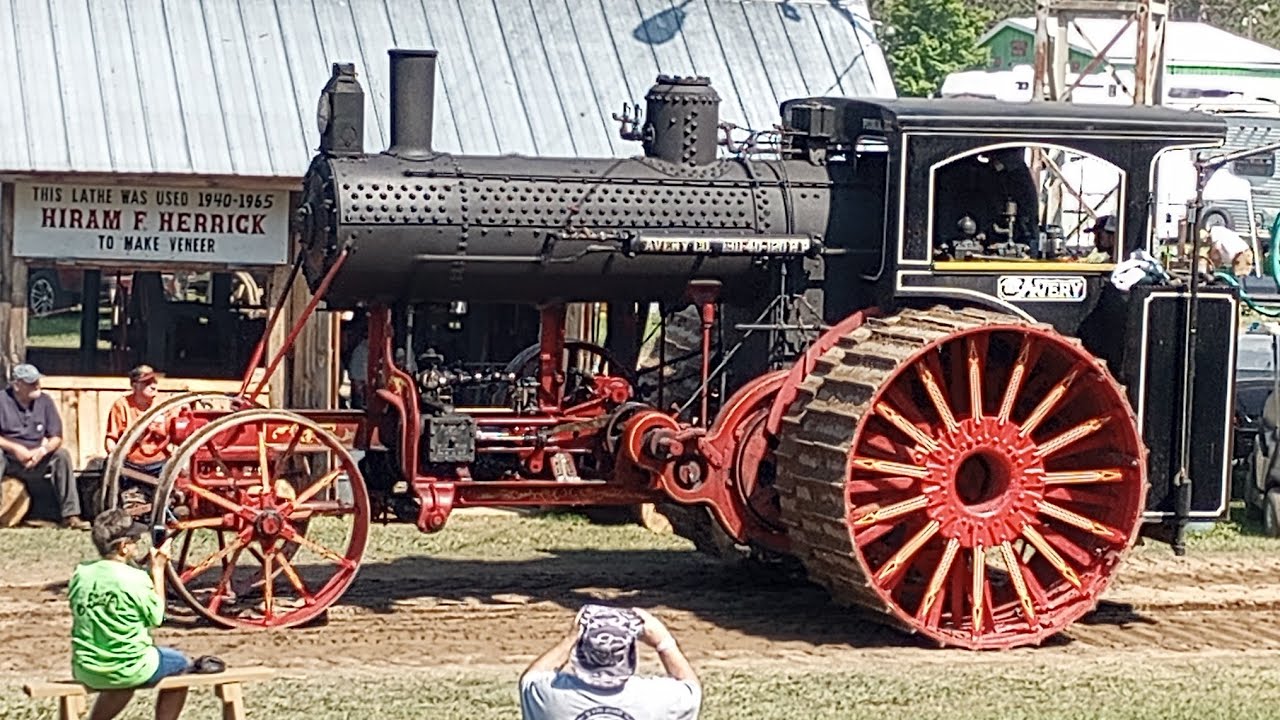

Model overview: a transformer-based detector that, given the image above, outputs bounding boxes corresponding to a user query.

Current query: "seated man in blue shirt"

[0,363,86,529]
[520,604,701,720]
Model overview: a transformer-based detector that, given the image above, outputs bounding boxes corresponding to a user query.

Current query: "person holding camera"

[519,603,701,719]
[68,509,191,720]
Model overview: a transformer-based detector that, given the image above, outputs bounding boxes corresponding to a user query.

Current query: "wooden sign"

[12,182,290,266]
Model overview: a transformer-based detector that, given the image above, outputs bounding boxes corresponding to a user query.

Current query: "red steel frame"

[177,253,767,539]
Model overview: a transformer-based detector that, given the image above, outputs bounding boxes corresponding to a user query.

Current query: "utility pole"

[1031,0,1168,105]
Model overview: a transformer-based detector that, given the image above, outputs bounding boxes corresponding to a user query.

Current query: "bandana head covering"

[566,604,644,690]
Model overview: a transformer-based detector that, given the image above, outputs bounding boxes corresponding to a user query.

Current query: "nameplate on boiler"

[629,235,812,256]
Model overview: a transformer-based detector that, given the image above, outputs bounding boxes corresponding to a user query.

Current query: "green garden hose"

[1270,213,1280,287]
[1216,271,1280,316]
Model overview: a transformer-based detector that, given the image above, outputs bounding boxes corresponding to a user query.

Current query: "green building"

[978,17,1280,81]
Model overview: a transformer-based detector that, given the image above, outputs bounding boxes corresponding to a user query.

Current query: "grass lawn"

[27,311,111,350]
[6,656,1280,720]
[2,512,1278,719]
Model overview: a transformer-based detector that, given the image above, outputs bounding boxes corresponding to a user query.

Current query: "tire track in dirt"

[1065,606,1280,650]
[6,542,1280,677]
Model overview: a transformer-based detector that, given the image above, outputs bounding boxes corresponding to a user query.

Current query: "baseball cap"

[91,508,150,555]
[129,364,158,384]
[566,604,644,690]
[11,363,41,384]
[1084,214,1118,234]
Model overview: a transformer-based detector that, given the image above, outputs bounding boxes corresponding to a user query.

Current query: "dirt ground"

[4,511,1280,719]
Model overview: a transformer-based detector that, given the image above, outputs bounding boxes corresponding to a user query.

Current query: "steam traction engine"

[101,49,1238,650]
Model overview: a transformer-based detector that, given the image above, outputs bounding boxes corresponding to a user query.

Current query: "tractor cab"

[782,96,1228,330]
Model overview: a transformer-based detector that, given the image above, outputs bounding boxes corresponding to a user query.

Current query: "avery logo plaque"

[996,276,1087,302]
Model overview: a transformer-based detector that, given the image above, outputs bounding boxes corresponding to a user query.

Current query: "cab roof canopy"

[781,96,1228,145]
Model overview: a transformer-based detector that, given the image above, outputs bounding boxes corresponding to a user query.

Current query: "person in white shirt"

[1205,225,1255,278]
[519,604,701,720]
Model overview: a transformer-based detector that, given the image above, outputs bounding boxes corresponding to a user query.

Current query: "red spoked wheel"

[98,392,260,517]
[774,306,1147,649]
[151,409,369,629]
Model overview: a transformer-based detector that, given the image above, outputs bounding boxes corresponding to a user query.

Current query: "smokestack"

[387,49,437,159]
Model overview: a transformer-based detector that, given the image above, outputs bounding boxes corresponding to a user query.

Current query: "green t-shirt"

[68,559,162,689]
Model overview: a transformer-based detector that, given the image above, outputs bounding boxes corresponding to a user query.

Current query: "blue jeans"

[143,646,190,687]
[124,460,167,476]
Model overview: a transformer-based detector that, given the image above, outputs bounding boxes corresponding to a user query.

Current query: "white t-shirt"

[1208,225,1251,265]
[519,671,701,720]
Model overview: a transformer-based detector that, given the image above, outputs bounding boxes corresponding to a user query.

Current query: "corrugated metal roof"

[0,0,893,179]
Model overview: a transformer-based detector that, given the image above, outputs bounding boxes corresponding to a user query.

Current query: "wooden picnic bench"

[23,666,275,720]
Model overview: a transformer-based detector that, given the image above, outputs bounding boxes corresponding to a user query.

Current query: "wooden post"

[212,272,232,360]
[0,182,28,379]
[79,270,101,373]
[284,268,333,409]
[606,302,639,372]
[264,265,289,409]
[56,692,85,720]
[329,311,341,407]
[215,682,246,720]
[565,303,585,341]
[133,271,169,370]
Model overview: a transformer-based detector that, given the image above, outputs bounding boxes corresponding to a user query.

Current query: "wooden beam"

[40,375,267,392]
[23,666,276,698]
[1043,0,1165,13]
[0,183,27,378]
[290,281,335,410]
[133,271,169,370]
[565,303,585,341]
[0,171,302,192]
[216,681,246,720]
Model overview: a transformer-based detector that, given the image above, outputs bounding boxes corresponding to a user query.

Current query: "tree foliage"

[867,0,996,97]
[870,0,1280,98]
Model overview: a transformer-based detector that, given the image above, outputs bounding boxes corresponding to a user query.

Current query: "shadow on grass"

[233,547,1153,649]
[1076,600,1156,626]
[328,548,942,649]
[35,529,1165,649]
[37,543,1159,648]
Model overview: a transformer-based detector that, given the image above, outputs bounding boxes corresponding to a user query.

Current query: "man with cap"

[0,362,85,529]
[519,603,701,719]
[69,508,191,720]
[1083,214,1118,263]
[105,365,170,479]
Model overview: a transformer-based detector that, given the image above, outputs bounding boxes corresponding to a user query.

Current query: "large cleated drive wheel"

[774,306,1147,649]
[152,409,369,629]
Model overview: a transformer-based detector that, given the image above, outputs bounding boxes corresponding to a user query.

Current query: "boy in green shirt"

[69,509,190,720]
